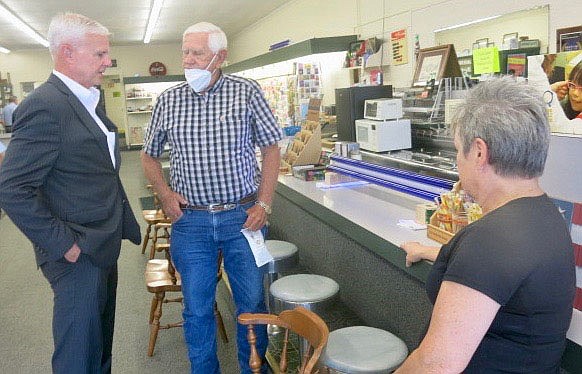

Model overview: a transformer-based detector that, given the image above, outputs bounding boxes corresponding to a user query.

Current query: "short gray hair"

[183,22,227,53]
[48,13,109,57]
[451,77,550,179]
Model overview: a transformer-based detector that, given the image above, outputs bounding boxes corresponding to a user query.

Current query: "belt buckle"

[207,203,237,212]
[207,203,221,212]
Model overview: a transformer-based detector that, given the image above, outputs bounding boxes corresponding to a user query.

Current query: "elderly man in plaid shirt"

[141,21,282,374]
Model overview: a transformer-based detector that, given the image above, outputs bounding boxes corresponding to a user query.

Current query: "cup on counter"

[334,141,360,158]
[452,211,469,233]
[436,211,453,233]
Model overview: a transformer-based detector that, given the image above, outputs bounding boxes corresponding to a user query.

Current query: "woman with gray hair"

[397,77,575,372]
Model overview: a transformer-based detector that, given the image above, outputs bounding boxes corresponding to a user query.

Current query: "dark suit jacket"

[0,74,141,268]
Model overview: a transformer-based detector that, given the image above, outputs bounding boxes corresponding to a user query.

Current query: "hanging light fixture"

[0,2,49,49]
[143,0,164,44]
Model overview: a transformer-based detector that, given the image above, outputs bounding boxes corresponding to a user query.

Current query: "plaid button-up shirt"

[143,73,282,206]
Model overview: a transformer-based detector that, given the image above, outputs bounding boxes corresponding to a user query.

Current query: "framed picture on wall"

[475,38,489,49]
[412,45,459,86]
[503,33,518,44]
[557,26,582,52]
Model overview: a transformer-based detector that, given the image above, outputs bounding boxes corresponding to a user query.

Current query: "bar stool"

[264,240,299,312]
[270,273,339,361]
[318,326,408,373]
[270,274,339,314]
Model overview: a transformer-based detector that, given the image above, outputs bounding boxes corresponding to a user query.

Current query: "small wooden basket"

[427,211,454,244]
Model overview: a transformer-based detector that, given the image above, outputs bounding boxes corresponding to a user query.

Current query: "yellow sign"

[472,47,500,74]
[391,29,408,66]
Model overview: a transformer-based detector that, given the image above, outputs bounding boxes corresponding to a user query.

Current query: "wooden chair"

[238,307,329,374]
[145,248,228,356]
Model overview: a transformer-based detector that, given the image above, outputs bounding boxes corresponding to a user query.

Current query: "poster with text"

[391,29,408,65]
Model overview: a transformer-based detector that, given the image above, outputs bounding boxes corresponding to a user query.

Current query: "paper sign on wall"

[472,47,500,74]
[390,29,408,65]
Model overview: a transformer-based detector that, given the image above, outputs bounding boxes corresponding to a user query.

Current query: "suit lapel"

[49,74,116,170]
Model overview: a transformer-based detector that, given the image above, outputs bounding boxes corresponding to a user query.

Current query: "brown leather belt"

[180,194,257,212]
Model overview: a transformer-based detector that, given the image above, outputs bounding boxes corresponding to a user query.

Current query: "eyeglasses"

[567,81,582,91]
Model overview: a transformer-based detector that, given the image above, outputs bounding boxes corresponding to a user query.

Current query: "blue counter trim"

[331,155,455,190]
[328,165,439,201]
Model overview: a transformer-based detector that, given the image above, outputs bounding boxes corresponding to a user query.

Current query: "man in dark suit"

[0,13,140,373]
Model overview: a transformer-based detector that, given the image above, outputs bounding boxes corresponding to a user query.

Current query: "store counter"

[268,174,439,349]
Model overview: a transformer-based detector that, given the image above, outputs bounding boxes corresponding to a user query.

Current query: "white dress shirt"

[52,70,116,167]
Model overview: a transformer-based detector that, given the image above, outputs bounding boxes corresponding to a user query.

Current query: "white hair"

[48,12,110,58]
[183,22,227,53]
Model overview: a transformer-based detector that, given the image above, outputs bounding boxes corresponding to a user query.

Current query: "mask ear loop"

[205,54,218,73]
[543,90,555,128]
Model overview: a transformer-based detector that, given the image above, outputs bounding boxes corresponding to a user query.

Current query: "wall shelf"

[223,35,357,74]
[123,75,185,85]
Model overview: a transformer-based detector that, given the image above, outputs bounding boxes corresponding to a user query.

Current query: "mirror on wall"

[529,51,582,136]
[434,5,549,57]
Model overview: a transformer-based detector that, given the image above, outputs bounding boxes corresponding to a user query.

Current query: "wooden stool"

[141,209,169,254]
[318,326,408,373]
[149,222,171,259]
[141,188,170,255]
[270,274,339,362]
[145,249,228,356]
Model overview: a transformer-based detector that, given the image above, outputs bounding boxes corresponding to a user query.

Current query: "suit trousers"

[40,254,118,374]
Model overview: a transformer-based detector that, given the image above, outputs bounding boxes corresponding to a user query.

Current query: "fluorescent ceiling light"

[433,15,501,33]
[143,0,164,44]
[0,45,10,54]
[0,2,49,48]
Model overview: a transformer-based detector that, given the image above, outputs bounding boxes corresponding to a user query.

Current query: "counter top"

[277,174,440,282]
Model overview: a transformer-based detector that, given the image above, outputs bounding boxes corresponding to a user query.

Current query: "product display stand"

[281,120,322,172]
[281,98,323,172]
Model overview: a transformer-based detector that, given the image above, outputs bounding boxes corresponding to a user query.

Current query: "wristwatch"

[256,200,272,215]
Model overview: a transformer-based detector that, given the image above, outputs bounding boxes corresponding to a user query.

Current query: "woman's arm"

[395,281,500,373]
[400,241,440,267]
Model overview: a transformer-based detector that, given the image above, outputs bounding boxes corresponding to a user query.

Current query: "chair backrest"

[238,307,329,373]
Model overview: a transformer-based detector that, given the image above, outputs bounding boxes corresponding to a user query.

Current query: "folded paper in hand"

[241,229,273,267]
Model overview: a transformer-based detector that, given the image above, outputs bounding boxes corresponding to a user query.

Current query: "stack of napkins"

[397,219,427,230]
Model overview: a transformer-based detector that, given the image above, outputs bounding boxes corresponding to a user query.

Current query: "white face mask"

[184,54,217,92]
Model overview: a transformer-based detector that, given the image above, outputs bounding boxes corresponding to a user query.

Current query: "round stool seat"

[265,240,298,273]
[319,326,408,373]
[270,274,339,313]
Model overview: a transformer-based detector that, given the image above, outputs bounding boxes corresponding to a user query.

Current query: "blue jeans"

[171,201,268,374]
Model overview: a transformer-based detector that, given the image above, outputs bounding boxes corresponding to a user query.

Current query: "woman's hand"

[550,80,568,101]
[400,241,440,267]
